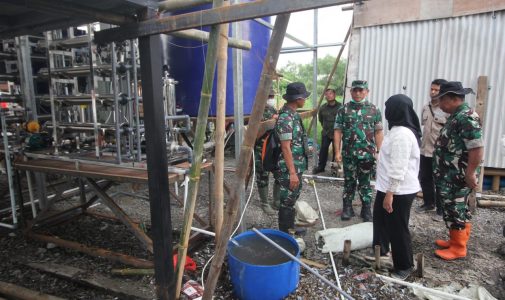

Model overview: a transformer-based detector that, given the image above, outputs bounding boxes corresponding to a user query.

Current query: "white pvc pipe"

[376,274,472,300]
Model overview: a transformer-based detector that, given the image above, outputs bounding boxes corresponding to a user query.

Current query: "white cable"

[201,144,257,288]
[306,179,344,300]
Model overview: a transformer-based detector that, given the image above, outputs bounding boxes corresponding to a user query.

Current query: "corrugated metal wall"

[349,11,505,168]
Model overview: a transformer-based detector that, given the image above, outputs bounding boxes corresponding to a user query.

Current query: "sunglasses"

[353,80,367,85]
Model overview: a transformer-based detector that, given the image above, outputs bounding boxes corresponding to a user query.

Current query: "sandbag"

[295,200,319,226]
[315,222,373,253]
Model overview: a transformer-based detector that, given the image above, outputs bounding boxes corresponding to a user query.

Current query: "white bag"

[315,222,373,253]
[294,200,319,225]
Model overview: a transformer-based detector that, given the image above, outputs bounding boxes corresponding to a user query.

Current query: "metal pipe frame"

[45,31,59,155]
[111,42,122,164]
[131,39,142,162]
[1,111,18,227]
[126,44,135,158]
[88,24,101,159]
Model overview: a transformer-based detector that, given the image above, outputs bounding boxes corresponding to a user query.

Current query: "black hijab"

[385,94,422,145]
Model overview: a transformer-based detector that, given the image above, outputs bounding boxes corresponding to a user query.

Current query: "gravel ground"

[0,153,504,299]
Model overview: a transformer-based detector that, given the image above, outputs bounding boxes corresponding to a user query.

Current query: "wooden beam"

[138,7,175,300]
[27,233,154,268]
[0,281,65,300]
[23,0,136,25]
[94,0,354,43]
[26,262,152,300]
[86,178,153,253]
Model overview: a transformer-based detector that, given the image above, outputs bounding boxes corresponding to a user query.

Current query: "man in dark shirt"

[313,88,341,174]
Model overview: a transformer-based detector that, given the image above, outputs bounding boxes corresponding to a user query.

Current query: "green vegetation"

[273,54,347,143]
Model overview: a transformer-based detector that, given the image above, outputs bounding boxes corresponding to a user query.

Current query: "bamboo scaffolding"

[202,13,291,299]
[213,2,230,242]
[306,23,352,137]
[174,0,225,298]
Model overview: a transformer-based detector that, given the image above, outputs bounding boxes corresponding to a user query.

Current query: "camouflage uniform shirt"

[433,103,483,186]
[334,100,383,160]
[318,101,342,139]
[255,104,278,148]
[275,104,308,173]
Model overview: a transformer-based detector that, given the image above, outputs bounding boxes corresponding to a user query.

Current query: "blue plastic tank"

[227,229,300,300]
[165,3,270,117]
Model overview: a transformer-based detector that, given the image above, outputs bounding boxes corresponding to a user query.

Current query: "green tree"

[276,55,347,143]
[277,54,347,109]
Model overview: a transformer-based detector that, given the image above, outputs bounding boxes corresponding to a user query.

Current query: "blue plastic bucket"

[227,229,300,300]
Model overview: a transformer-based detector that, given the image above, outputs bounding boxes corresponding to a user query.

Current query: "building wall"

[354,0,505,28]
[346,11,505,168]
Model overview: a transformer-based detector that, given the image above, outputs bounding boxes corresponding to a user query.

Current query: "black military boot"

[340,200,355,221]
[278,206,296,233]
[360,202,372,222]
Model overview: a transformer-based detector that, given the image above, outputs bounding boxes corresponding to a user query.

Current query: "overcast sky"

[275,7,354,68]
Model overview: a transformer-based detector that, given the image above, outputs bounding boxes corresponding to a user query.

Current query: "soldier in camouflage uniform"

[334,80,384,222]
[273,82,309,233]
[254,88,279,215]
[432,81,483,261]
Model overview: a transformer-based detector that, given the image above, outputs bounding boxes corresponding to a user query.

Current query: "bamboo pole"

[174,0,225,298]
[213,2,229,242]
[172,29,250,50]
[306,23,352,138]
[202,13,291,300]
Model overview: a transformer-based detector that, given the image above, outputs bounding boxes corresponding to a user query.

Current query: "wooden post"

[202,14,291,300]
[374,245,381,270]
[213,1,230,242]
[138,8,175,300]
[175,1,225,298]
[342,239,351,266]
[491,176,500,192]
[416,253,424,278]
[468,75,488,213]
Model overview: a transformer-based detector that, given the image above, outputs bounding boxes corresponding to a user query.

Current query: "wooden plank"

[94,0,354,43]
[27,233,154,268]
[14,159,212,184]
[300,258,325,269]
[26,262,153,300]
[0,281,66,300]
[478,200,505,208]
[86,178,153,253]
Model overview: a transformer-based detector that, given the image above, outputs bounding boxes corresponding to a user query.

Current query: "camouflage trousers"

[343,156,375,204]
[273,170,303,208]
[254,146,270,189]
[435,180,472,229]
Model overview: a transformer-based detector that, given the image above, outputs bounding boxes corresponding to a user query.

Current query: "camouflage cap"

[351,80,368,89]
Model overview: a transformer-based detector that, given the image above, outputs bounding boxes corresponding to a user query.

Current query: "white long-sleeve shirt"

[375,126,421,195]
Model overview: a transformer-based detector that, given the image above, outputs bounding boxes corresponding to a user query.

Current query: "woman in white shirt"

[373,94,421,280]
